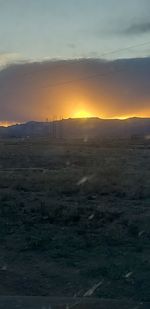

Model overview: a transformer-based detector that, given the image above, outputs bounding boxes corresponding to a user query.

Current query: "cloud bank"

[0,53,23,69]
[0,57,150,122]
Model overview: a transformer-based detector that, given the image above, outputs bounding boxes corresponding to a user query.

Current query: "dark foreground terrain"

[0,296,149,309]
[0,137,149,302]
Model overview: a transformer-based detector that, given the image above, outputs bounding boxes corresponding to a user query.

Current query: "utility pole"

[52,115,57,138]
[59,116,64,139]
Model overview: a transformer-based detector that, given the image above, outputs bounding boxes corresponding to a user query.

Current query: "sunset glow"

[111,115,137,120]
[72,109,93,119]
[0,58,150,122]
[0,121,19,127]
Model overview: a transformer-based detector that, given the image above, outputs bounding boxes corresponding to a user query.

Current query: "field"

[0,137,149,301]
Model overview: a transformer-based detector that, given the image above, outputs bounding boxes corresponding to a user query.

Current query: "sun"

[73,110,92,119]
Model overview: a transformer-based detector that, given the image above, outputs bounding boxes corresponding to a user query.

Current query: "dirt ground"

[0,138,149,301]
[0,296,149,309]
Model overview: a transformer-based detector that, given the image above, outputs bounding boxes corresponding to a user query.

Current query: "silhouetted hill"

[0,117,150,139]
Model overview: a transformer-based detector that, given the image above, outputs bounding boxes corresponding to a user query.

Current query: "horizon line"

[0,116,150,128]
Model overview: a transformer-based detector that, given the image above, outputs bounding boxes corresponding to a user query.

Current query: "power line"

[97,40,150,58]
[1,39,150,92]
[6,39,150,81]
[28,40,150,89]
[42,67,123,88]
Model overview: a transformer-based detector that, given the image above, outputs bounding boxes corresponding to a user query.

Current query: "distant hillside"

[0,117,150,139]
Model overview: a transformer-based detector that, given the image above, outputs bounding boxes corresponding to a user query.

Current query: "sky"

[0,0,150,61]
[0,0,150,123]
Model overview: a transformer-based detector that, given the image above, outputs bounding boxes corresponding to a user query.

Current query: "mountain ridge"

[0,117,150,139]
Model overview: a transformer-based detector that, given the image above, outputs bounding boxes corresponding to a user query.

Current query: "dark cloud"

[122,21,150,35]
[0,57,150,122]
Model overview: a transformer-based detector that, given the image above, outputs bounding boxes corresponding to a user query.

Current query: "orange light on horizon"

[111,114,137,120]
[0,121,20,127]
